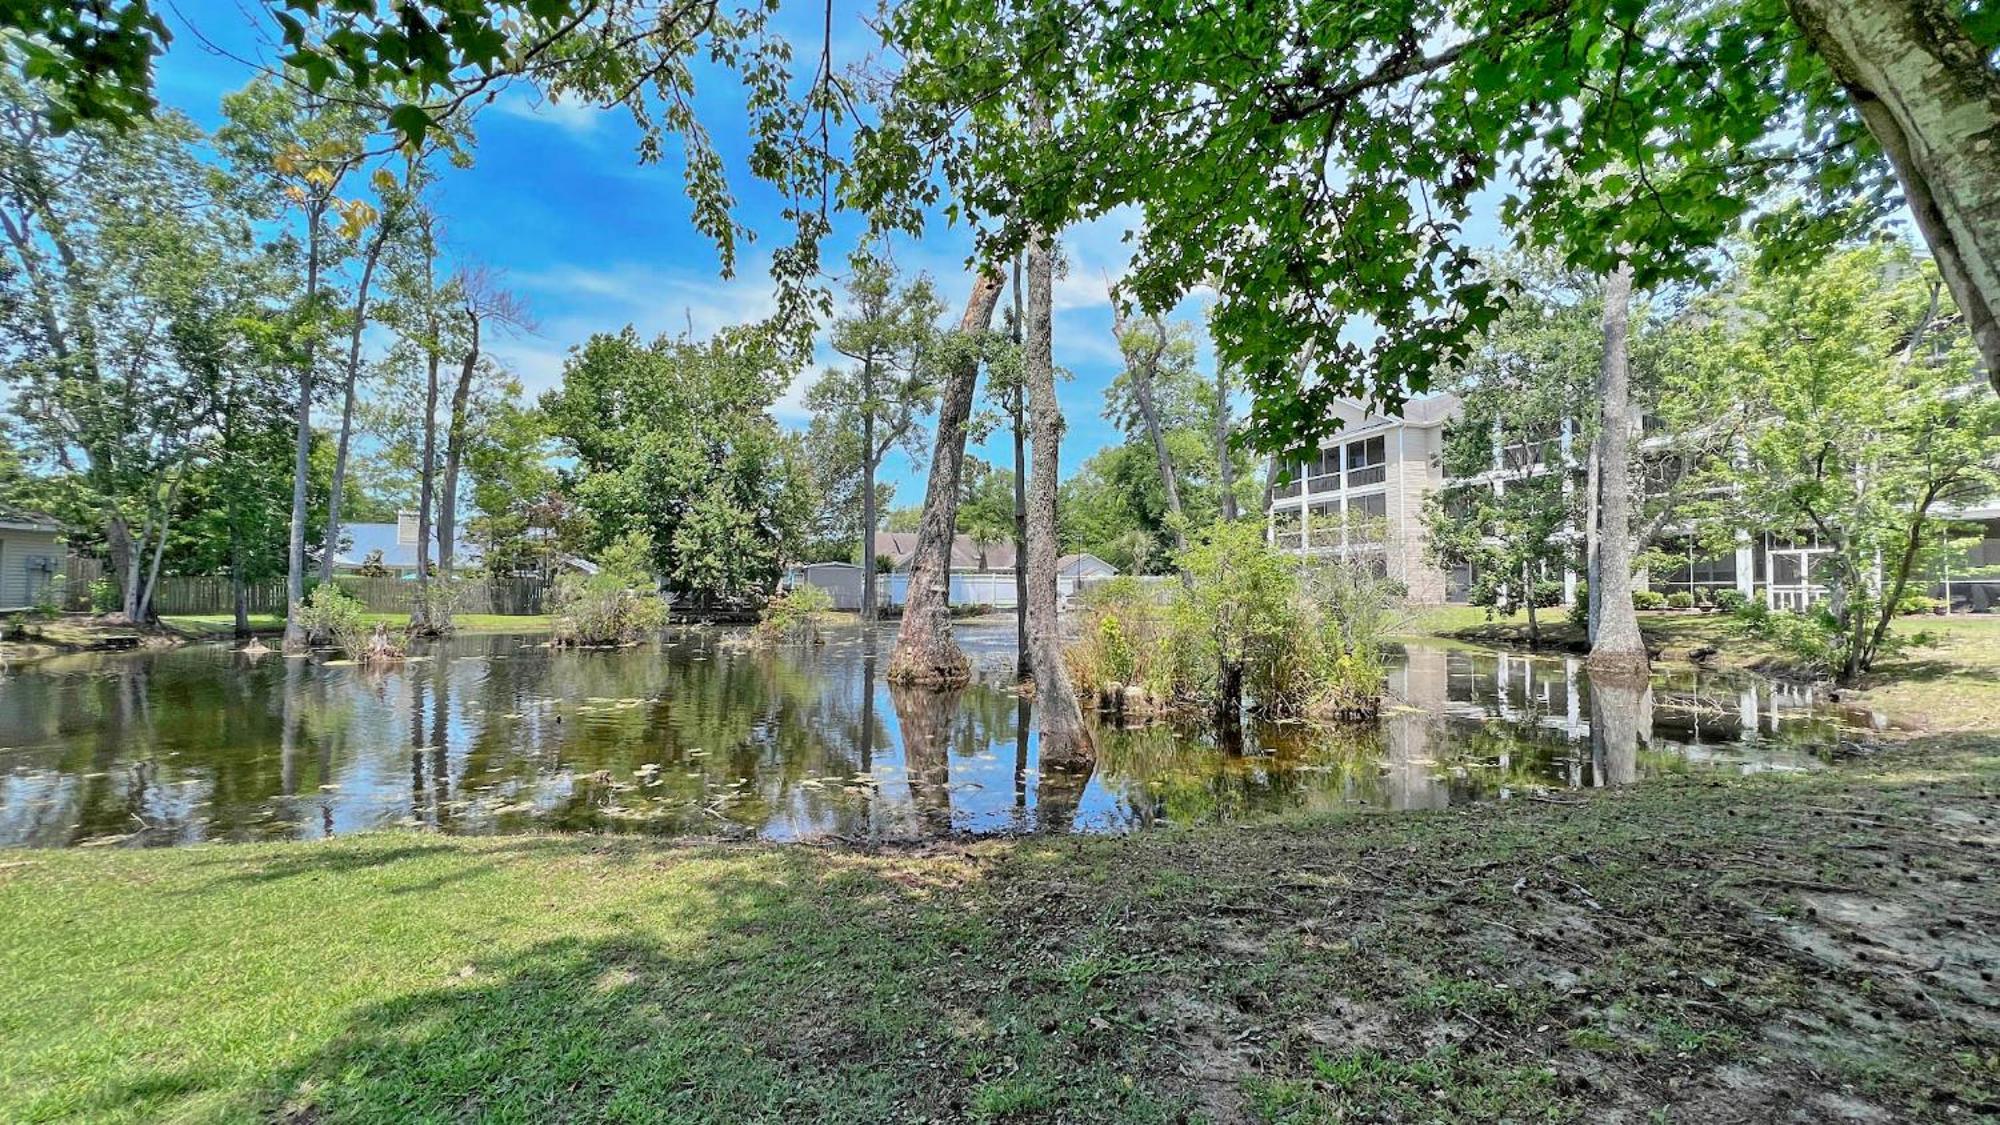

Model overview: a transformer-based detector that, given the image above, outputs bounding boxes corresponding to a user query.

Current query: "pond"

[0,624,1888,848]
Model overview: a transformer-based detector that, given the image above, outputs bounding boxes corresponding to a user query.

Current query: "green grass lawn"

[161,612,551,637]
[2,737,1995,1123]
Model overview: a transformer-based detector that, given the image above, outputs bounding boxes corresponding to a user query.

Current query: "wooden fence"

[146,574,547,617]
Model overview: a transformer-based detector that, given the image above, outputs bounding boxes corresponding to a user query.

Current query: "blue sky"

[153,0,1196,504]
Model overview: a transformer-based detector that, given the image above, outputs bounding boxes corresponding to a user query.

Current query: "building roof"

[0,510,62,534]
[1057,553,1117,575]
[873,531,1017,571]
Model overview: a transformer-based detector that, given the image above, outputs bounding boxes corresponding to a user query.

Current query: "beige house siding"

[0,529,64,610]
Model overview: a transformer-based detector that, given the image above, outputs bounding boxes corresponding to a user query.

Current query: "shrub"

[295,584,376,660]
[89,576,118,614]
[1065,526,1395,721]
[30,574,65,618]
[551,534,666,647]
[1712,588,1749,614]
[1665,591,1696,610]
[755,583,833,645]
[1631,590,1666,610]
[1531,579,1565,609]
[1567,581,1590,628]
[1896,593,1945,616]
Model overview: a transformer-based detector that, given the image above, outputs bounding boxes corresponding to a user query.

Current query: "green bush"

[1567,581,1590,628]
[1712,588,1749,613]
[30,574,65,618]
[755,582,833,645]
[88,576,118,614]
[1531,579,1565,609]
[1632,590,1667,610]
[1896,593,1945,616]
[295,584,375,660]
[551,534,667,647]
[1065,525,1395,720]
[1665,591,1696,610]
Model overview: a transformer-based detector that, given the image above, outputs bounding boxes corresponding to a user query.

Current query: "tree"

[886,270,1006,686]
[1107,291,1197,554]
[956,458,1015,573]
[439,267,532,601]
[541,325,814,605]
[862,0,2000,476]
[0,73,278,623]
[1020,182,1089,763]
[216,76,371,650]
[1685,242,2000,681]
[1589,264,1650,677]
[1423,284,1596,647]
[805,251,943,619]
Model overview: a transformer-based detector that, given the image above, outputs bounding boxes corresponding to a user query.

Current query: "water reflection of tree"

[1588,675,1650,787]
[891,682,958,836]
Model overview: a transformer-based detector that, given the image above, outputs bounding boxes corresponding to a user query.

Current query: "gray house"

[0,511,64,611]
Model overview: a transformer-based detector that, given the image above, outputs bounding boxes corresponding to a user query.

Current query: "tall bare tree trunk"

[1584,431,1601,645]
[281,201,325,652]
[1216,363,1237,522]
[1024,221,1091,765]
[320,229,388,585]
[1788,0,2000,389]
[413,344,440,634]
[861,363,880,622]
[1012,253,1030,677]
[437,315,479,624]
[886,270,1006,686]
[1588,262,1648,678]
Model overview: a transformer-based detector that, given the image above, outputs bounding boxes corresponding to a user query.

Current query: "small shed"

[0,512,65,611]
[1057,553,1119,600]
[792,562,867,610]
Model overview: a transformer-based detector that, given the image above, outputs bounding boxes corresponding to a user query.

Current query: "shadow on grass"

[248,851,973,1124]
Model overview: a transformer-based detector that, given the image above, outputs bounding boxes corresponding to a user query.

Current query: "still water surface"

[0,624,1885,847]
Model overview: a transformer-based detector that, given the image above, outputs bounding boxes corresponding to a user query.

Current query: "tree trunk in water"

[885,270,1006,686]
[413,347,440,634]
[282,202,324,653]
[1216,364,1237,522]
[1012,253,1030,678]
[1023,220,1091,766]
[1588,262,1649,678]
[320,234,385,584]
[862,382,879,622]
[1788,0,2000,390]
[1584,432,1602,646]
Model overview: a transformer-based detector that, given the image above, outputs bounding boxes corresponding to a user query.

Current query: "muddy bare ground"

[906,732,2000,1121]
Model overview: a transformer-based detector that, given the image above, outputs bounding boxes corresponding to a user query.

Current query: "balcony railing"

[1345,464,1386,488]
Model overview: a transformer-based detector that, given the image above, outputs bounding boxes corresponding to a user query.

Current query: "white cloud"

[493,90,606,138]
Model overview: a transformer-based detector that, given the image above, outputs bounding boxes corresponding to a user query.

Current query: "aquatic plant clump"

[754,583,832,646]
[1067,523,1399,723]
[550,534,667,647]
[295,585,398,663]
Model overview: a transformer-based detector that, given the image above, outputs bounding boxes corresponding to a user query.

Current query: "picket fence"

[145,574,547,617]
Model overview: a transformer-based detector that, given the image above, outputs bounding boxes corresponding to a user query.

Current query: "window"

[1306,502,1338,550]
[1272,466,1301,499]
[1345,436,1386,487]
[1307,447,1340,492]
[1345,492,1388,548]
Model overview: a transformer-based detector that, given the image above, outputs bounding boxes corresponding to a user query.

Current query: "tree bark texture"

[1788,0,2000,391]
[1588,262,1649,679]
[885,270,1006,686]
[320,228,387,585]
[1023,225,1091,766]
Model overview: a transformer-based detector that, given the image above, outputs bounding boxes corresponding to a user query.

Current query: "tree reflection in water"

[0,629,1864,847]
